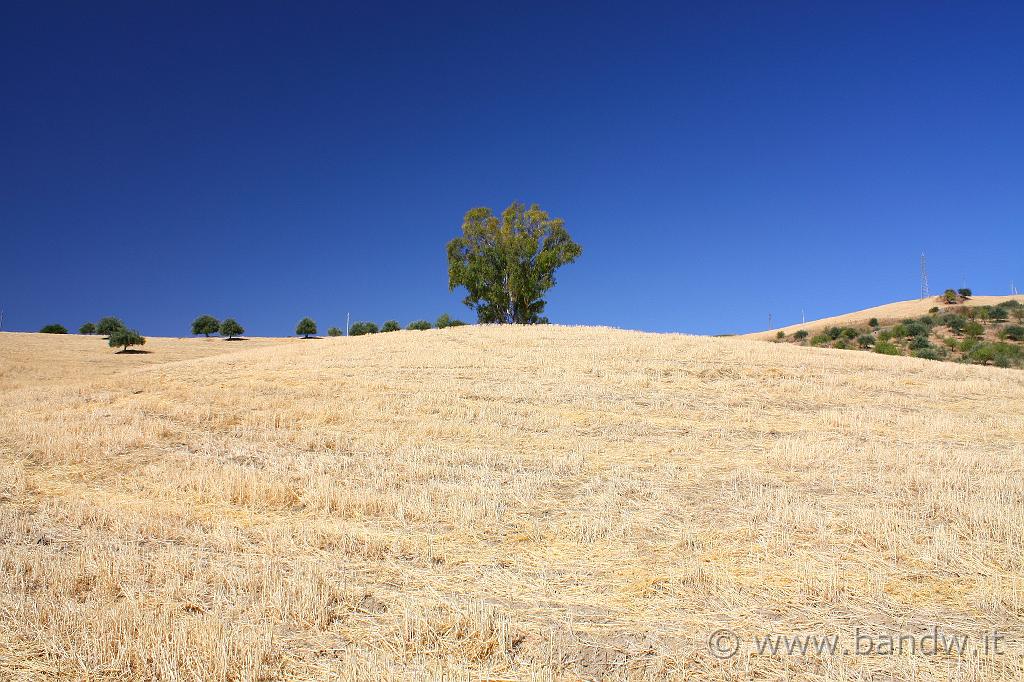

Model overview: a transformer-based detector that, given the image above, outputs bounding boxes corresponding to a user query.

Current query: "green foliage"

[349,321,379,336]
[868,318,879,328]
[833,340,848,350]
[793,330,808,340]
[809,333,830,346]
[959,338,979,353]
[39,324,68,334]
[988,306,1008,322]
[874,341,901,356]
[841,327,858,339]
[191,315,220,337]
[942,315,966,333]
[913,348,942,361]
[825,327,842,340]
[877,330,893,342]
[381,320,401,332]
[78,322,96,335]
[108,328,145,352]
[96,317,125,337]
[857,334,874,348]
[447,202,582,324]
[776,331,785,339]
[943,289,958,304]
[327,327,342,337]
[436,313,453,329]
[928,307,939,314]
[407,320,431,331]
[964,321,984,338]
[447,319,467,326]
[958,288,972,298]
[1000,325,1024,341]
[296,318,318,338]
[909,336,932,350]
[219,318,244,339]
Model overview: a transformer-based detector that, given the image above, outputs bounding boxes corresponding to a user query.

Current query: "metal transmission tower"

[920,253,929,300]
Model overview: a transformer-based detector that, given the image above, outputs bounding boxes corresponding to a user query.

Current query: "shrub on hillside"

[909,336,932,351]
[79,322,96,335]
[874,341,901,356]
[793,330,808,341]
[220,318,244,339]
[942,315,966,333]
[191,315,220,337]
[913,348,943,361]
[841,327,858,339]
[381,320,401,332]
[108,328,145,352]
[989,307,1009,322]
[96,317,125,337]
[877,330,894,342]
[809,334,830,346]
[1000,325,1024,341]
[943,289,959,304]
[40,324,67,334]
[833,340,848,350]
[407,320,431,331]
[964,321,984,338]
[776,331,785,339]
[928,307,939,314]
[349,321,379,336]
[958,288,972,298]
[327,327,342,337]
[296,318,318,338]
[868,318,879,328]
[857,334,874,348]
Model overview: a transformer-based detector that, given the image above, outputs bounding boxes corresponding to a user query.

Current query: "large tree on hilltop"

[446,202,582,324]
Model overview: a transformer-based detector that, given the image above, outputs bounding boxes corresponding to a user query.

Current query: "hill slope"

[746,294,1024,339]
[2,328,1023,680]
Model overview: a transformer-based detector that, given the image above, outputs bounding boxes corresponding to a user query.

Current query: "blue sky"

[2,1,1021,336]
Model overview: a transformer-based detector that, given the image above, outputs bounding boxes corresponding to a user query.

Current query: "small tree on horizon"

[96,317,125,337]
[79,322,96,335]
[296,318,317,338]
[39,324,68,334]
[327,327,343,336]
[220,318,244,339]
[109,328,145,352]
[958,288,972,298]
[407,320,431,331]
[191,315,221,337]
[381,320,400,332]
[349,321,379,336]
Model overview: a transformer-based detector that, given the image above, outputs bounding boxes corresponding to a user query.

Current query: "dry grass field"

[2,326,1024,680]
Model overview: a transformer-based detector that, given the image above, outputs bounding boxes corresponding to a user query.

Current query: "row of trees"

[64,316,146,351]
[342,314,466,336]
[191,315,245,339]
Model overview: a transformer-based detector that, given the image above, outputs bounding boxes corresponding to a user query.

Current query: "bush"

[809,334,830,346]
[825,327,842,340]
[928,307,939,314]
[942,315,966,333]
[943,289,959,304]
[776,331,785,339]
[958,288,972,298]
[989,307,1009,322]
[964,321,984,338]
[296,318,318,338]
[220,318,244,339]
[79,322,96,335]
[96,317,125,337]
[108,328,145,352]
[327,327,342,337]
[407,320,431,331]
[874,341,901,356]
[890,324,908,338]
[793,330,808,341]
[39,324,67,334]
[840,327,857,339]
[1000,325,1024,341]
[833,340,848,350]
[868,318,879,328]
[909,336,932,350]
[857,334,874,348]
[904,322,930,338]
[959,338,979,353]
[191,315,220,337]
[914,348,942,361]
[349,321,379,336]
[436,313,453,329]
[381,320,401,332]
[877,330,893,342]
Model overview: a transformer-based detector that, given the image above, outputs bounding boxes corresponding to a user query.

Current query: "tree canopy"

[447,202,582,324]
[39,323,68,334]
[79,322,97,335]
[109,328,145,352]
[349,321,379,336]
[220,318,244,339]
[191,315,220,337]
[96,317,125,337]
[296,318,317,338]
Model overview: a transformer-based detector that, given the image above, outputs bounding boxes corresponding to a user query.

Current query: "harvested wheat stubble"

[1,326,1023,680]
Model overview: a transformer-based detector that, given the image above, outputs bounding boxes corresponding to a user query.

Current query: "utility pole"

[346,312,350,336]
[0,308,4,332]
[920,253,929,300]
[801,309,805,324]
[768,312,773,330]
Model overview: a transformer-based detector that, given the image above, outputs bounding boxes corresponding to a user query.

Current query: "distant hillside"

[747,294,1024,339]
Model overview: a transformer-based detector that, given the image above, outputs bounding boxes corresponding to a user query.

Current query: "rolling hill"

[1,327,1022,680]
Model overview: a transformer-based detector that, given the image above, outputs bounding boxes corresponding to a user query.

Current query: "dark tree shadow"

[300,336,322,340]
[115,349,151,354]
[224,337,248,341]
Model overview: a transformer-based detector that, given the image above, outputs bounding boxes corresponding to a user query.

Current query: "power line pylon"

[920,253,929,300]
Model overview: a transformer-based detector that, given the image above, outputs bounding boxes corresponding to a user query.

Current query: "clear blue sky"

[2,1,1021,336]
